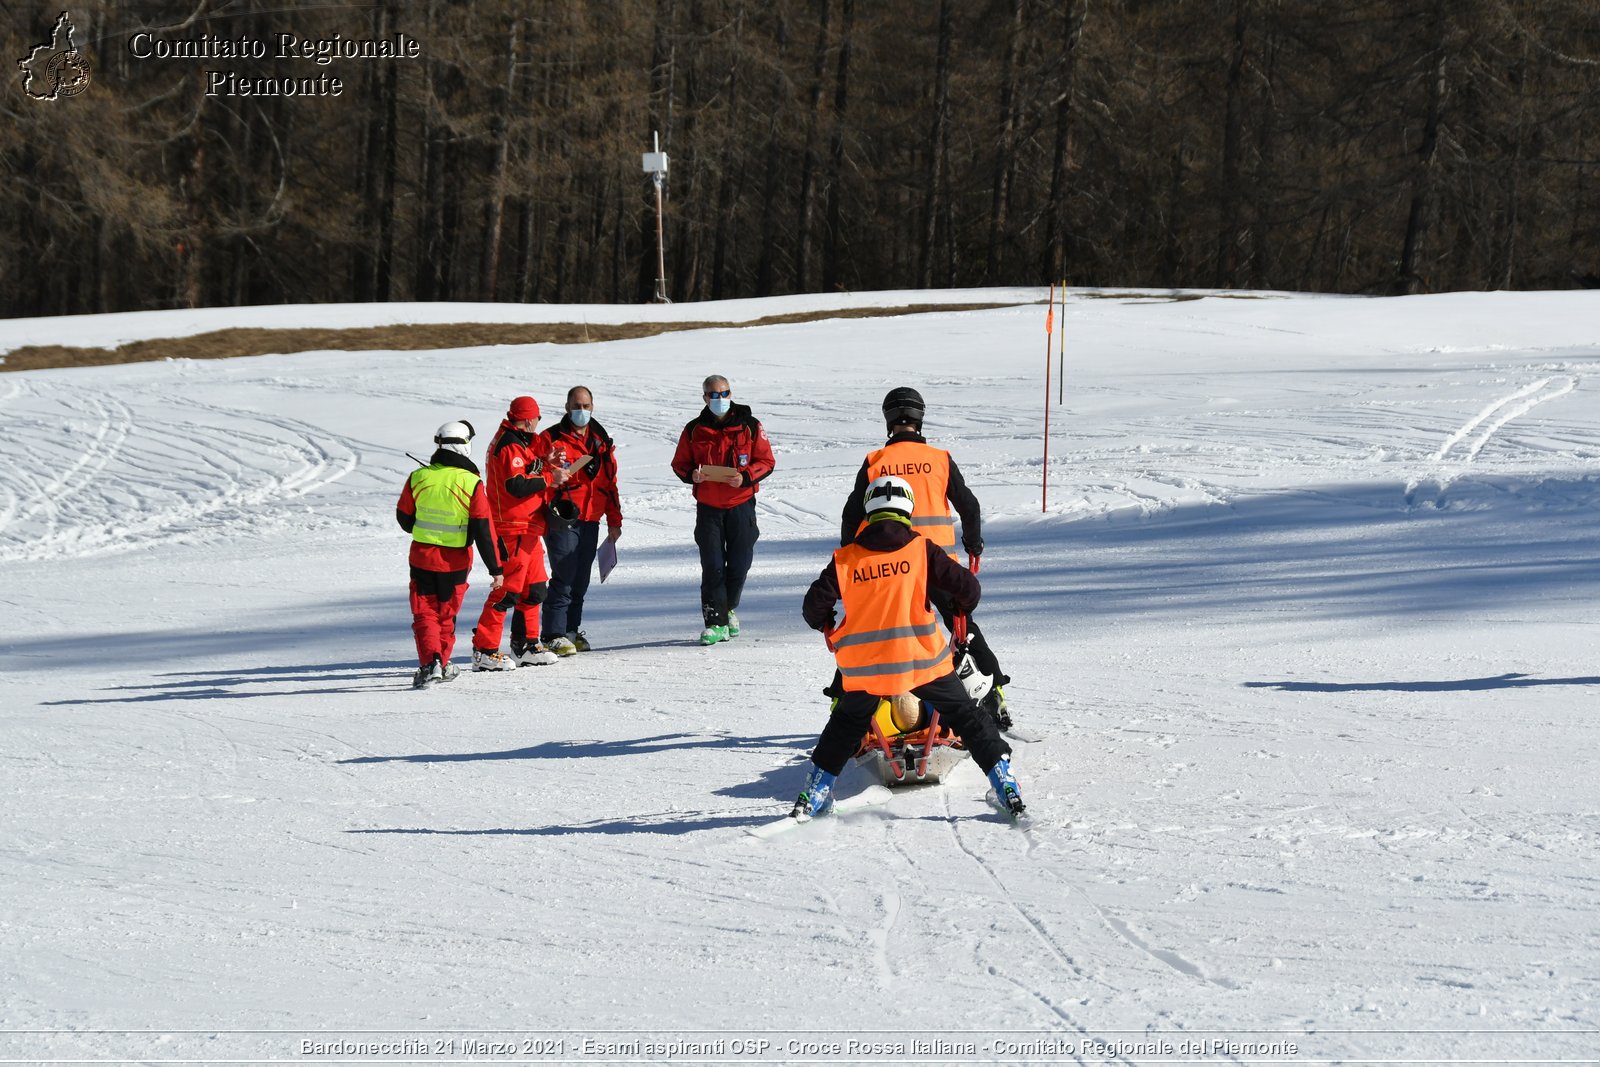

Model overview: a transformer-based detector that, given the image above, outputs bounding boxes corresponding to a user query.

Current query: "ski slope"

[2,288,1598,1065]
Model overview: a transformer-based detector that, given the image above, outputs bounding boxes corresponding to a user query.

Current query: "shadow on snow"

[1244,673,1600,693]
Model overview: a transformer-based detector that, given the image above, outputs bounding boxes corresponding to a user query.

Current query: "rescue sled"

[852,692,969,787]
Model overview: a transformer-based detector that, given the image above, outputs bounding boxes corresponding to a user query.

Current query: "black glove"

[963,536,983,558]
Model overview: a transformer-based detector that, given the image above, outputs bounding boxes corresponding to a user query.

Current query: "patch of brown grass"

[1,302,1019,373]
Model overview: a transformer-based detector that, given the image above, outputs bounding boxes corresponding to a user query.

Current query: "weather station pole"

[642,132,671,303]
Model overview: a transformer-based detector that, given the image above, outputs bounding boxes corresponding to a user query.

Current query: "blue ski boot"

[789,764,837,820]
[987,757,1026,818]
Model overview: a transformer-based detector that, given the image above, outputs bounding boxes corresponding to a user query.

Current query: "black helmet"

[882,386,925,430]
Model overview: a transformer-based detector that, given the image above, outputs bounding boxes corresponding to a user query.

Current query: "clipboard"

[598,538,618,583]
[563,454,593,476]
[699,464,739,481]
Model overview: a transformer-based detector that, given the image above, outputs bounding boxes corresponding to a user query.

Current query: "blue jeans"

[694,499,758,626]
[542,519,601,639]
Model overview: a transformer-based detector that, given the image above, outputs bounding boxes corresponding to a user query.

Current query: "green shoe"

[727,611,740,638]
[698,625,730,646]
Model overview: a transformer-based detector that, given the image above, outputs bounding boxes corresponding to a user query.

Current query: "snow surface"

[2,288,1599,1065]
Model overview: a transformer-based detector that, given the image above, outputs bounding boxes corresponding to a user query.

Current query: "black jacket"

[803,519,980,632]
[839,431,982,552]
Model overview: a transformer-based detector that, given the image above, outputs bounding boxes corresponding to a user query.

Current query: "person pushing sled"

[787,475,1026,823]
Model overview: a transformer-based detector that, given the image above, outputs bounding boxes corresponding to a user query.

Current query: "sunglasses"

[704,390,731,399]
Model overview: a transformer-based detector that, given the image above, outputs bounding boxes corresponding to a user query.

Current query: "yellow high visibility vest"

[408,465,479,548]
[831,535,950,694]
[862,441,957,556]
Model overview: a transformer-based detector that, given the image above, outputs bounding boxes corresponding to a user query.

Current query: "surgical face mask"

[708,397,732,417]
[568,408,592,428]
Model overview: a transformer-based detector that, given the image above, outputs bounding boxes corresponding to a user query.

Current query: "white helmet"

[863,475,915,517]
[433,420,475,457]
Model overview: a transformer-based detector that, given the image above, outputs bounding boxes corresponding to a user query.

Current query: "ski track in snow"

[3,290,1600,1062]
[0,383,362,562]
[1433,376,1578,461]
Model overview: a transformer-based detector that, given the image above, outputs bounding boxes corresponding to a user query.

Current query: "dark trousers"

[930,588,1009,687]
[694,499,758,626]
[811,671,1010,777]
[542,519,600,638]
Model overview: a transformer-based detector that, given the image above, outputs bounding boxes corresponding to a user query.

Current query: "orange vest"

[831,535,951,694]
[861,441,957,556]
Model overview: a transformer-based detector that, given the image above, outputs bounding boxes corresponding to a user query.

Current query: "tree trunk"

[180,66,207,309]
[986,0,1024,281]
[795,0,831,292]
[822,0,853,292]
[1042,0,1085,283]
[1214,0,1250,289]
[483,17,520,300]
[919,0,953,288]
[756,5,789,296]
[1396,0,1449,295]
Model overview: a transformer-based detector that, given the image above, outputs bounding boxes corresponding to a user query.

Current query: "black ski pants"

[930,587,1009,688]
[694,499,758,627]
[811,671,1010,777]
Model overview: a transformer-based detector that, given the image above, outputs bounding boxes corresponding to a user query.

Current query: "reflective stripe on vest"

[831,536,950,694]
[408,465,480,548]
[862,441,958,557]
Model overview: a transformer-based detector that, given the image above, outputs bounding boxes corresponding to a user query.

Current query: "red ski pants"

[410,572,469,666]
[472,532,547,651]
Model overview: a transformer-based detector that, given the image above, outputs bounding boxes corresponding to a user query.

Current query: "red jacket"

[483,419,555,535]
[395,449,502,576]
[670,403,776,508]
[541,416,623,528]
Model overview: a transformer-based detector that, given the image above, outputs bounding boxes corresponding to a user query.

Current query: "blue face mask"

[709,397,732,417]
[568,408,592,428]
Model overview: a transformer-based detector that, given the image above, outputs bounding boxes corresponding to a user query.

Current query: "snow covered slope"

[2,289,1598,1064]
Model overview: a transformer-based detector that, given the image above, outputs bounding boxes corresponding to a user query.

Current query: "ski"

[744,786,893,840]
[986,790,1033,829]
[1002,725,1046,744]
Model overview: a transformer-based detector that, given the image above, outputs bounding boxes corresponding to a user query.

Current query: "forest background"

[4,0,1598,319]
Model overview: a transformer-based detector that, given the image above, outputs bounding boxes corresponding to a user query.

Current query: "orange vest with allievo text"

[860,441,956,556]
[830,534,950,694]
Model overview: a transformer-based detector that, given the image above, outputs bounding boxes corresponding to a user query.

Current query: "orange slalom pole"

[1043,282,1055,513]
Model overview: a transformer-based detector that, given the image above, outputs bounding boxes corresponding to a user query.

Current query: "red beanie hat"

[507,396,540,421]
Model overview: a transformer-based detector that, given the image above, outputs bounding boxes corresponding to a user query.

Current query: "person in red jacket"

[470,396,569,670]
[539,385,623,655]
[396,421,504,689]
[670,374,776,645]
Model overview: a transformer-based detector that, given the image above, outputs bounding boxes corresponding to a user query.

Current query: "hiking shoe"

[789,764,837,819]
[565,629,591,652]
[412,657,443,689]
[545,635,579,657]
[726,611,740,638]
[698,625,729,646]
[472,647,516,672]
[987,757,1026,817]
[517,642,559,666]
